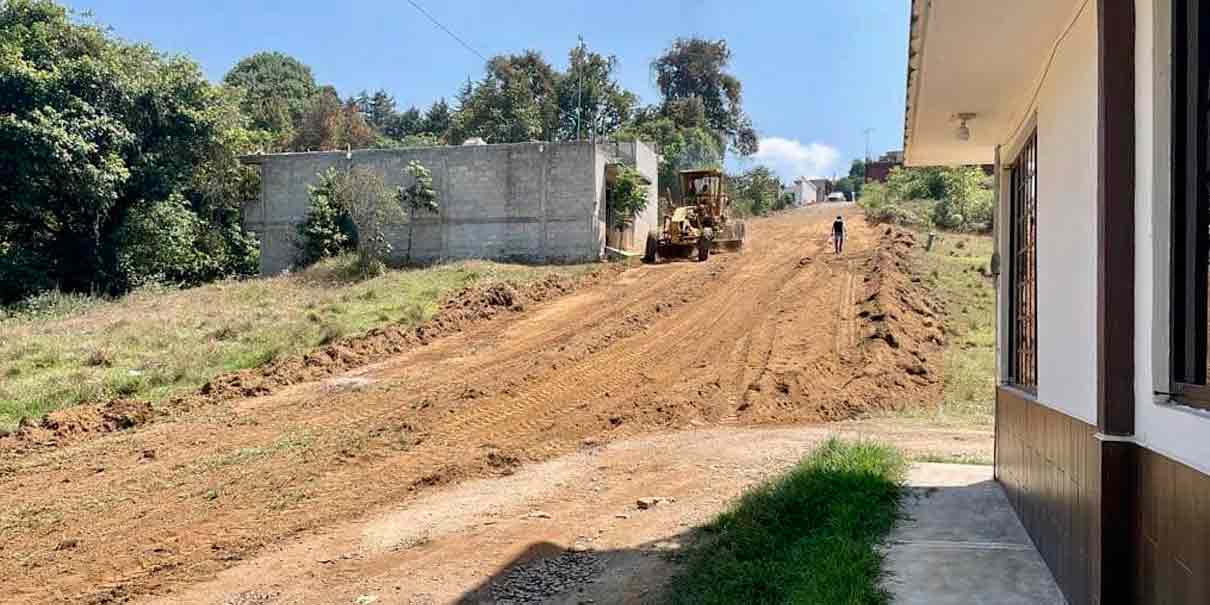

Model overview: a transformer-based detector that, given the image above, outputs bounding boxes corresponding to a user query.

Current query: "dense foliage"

[858,166,994,232]
[447,42,638,145]
[729,166,783,217]
[651,38,758,156]
[2,1,782,304]
[222,51,318,148]
[0,0,260,302]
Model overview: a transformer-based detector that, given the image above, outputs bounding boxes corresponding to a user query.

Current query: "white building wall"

[1134,0,1210,476]
[1003,3,1099,425]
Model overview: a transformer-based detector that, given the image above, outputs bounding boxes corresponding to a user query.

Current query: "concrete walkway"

[882,463,1067,604]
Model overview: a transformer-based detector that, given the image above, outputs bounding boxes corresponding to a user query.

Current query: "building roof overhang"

[903,0,1086,167]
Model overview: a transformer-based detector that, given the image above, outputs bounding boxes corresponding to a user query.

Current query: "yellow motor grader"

[644,169,746,262]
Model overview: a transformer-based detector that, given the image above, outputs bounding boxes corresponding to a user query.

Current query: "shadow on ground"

[454,529,700,605]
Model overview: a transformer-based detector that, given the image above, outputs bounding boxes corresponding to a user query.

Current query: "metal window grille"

[1172,0,1210,408]
[1009,131,1038,391]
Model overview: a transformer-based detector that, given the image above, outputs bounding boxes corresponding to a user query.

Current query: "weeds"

[891,232,995,430]
[0,258,594,430]
[201,432,315,470]
[910,452,993,466]
[667,438,906,605]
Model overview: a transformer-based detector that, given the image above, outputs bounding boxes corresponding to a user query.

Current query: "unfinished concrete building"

[240,140,659,275]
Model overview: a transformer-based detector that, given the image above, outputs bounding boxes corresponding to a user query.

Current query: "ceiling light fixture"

[956,113,976,141]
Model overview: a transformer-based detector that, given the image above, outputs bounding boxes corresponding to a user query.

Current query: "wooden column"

[1097,0,1137,437]
[1096,1,1139,603]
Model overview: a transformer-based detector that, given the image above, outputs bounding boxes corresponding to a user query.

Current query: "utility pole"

[862,128,875,183]
[576,36,585,141]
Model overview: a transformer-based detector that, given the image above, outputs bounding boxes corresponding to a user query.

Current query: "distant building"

[807,178,832,202]
[784,177,829,206]
[864,150,905,183]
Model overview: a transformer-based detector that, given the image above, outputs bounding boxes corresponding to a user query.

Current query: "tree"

[729,166,782,216]
[0,0,259,301]
[421,98,452,139]
[448,51,559,144]
[651,38,758,156]
[223,51,318,147]
[556,41,638,141]
[934,166,992,230]
[397,161,439,264]
[384,106,423,140]
[367,89,397,132]
[292,87,376,151]
[616,113,722,202]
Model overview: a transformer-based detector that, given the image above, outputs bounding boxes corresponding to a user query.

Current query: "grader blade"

[711,220,746,252]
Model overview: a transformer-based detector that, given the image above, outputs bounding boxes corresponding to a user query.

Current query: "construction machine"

[644,169,746,263]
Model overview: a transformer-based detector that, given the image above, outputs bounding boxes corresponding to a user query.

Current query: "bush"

[115,196,259,290]
[859,166,992,233]
[858,183,934,228]
[341,168,404,277]
[606,166,650,229]
[297,168,357,265]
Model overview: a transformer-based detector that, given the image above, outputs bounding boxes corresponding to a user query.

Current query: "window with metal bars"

[1172,0,1210,409]
[1008,131,1038,392]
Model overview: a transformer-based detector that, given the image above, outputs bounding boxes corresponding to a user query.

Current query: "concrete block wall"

[243,140,658,275]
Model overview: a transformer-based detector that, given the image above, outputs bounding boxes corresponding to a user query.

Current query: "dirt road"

[0,205,952,604]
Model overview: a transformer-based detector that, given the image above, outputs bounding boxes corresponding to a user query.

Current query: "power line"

[406,0,488,62]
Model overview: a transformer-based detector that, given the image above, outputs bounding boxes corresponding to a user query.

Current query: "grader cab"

[644,169,746,262]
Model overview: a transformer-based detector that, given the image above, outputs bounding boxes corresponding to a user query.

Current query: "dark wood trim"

[1096,0,1137,436]
[1100,439,1140,602]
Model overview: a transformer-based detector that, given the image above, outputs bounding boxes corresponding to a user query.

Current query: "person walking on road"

[832,215,847,254]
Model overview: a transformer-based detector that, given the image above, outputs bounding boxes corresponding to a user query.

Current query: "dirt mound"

[10,399,155,444]
[736,225,945,424]
[830,226,945,418]
[2,268,617,451]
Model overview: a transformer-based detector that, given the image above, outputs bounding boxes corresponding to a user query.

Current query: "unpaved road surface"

[0,205,959,604]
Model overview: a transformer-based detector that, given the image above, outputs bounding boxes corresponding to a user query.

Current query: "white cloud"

[752,137,841,182]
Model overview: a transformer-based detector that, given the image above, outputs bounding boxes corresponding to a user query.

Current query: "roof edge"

[902,0,931,162]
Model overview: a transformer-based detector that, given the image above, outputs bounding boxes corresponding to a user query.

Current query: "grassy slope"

[0,257,594,430]
[925,232,996,430]
[668,439,907,605]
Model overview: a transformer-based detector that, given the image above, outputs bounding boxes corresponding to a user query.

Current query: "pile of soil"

[3,268,619,450]
[734,226,945,424]
[829,227,946,418]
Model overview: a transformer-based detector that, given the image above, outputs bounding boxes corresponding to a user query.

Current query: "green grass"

[199,431,315,470]
[894,231,996,430]
[667,438,907,605]
[909,452,993,466]
[0,256,595,431]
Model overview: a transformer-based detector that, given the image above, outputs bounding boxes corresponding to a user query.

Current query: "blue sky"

[65,0,910,181]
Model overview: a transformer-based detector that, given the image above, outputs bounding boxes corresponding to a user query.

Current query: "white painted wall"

[1023,3,1100,425]
[1134,0,1210,476]
[796,180,817,207]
